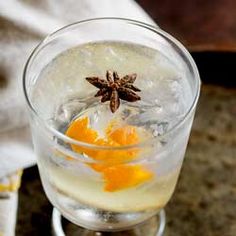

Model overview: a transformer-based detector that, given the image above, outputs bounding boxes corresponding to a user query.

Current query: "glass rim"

[23,17,201,150]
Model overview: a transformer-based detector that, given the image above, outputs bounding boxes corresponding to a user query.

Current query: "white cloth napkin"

[0,0,154,235]
[0,171,21,236]
[0,0,154,177]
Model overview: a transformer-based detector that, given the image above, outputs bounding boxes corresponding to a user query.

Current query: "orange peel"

[65,116,153,191]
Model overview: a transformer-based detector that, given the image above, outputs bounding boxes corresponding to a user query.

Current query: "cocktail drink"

[23,18,200,234]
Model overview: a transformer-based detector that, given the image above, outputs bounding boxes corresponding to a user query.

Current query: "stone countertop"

[16,85,236,236]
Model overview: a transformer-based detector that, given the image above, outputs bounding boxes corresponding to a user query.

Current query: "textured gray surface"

[165,85,236,236]
[16,85,236,236]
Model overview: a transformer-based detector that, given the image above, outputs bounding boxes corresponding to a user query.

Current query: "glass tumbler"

[23,18,201,235]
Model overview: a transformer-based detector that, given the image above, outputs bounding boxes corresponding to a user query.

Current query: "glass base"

[52,207,165,236]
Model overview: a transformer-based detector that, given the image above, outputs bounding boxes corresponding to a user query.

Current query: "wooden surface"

[137,0,236,52]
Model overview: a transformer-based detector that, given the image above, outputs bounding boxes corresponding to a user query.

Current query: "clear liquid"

[33,41,192,129]
[32,41,192,230]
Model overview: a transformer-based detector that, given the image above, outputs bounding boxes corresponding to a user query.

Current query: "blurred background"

[0,0,235,235]
[137,0,236,87]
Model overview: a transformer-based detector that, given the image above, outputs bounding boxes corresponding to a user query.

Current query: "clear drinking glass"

[23,18,200,235]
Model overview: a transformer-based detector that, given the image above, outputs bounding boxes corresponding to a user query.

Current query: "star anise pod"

[86,70,141,113]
